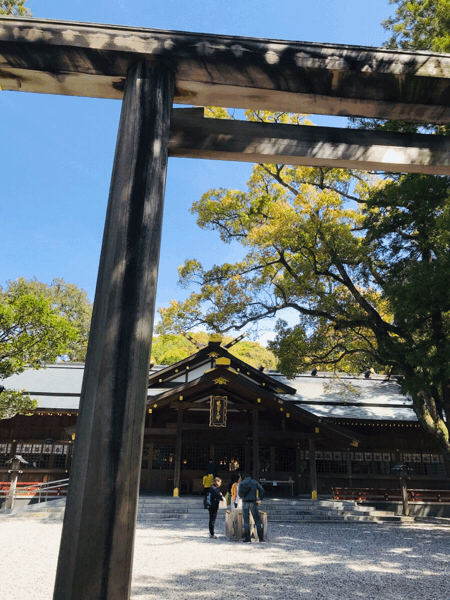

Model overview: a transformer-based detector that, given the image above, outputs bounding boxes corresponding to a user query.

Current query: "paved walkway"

[2,519,450,599]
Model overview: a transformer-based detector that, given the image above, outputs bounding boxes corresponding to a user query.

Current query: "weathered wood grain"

[169,111,450,174]
[53,60,174,600]
[1,17,450,121]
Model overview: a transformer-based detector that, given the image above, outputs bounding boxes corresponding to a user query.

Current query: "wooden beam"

[170,112,450,175]
[170,399,262,411]
[53,61,174,600]
[2,18,450,122]
[145,428,177,436]
[259,431,324,440]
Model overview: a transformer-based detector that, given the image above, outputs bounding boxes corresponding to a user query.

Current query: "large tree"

[0,278,89,419]
[157,108,450,459]
[159,4,450,456]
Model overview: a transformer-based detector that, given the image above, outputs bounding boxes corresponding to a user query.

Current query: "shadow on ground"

[131,521,450,600]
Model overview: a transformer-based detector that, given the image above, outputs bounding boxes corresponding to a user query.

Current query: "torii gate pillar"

[53,61,174,600]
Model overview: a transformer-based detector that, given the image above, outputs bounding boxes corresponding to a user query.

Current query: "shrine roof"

[271,372,416,422]
[1,362,416,422]
[1,363,84,411]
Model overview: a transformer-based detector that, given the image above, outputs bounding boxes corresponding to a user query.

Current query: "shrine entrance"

[141,340,360,497]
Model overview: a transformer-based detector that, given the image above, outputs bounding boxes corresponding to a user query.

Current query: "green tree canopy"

[157,106,450,458]
[383,0,450,52]
[0,278,82,379]
[0,1,31,16]
[0,278,92,419]
[352,1,450,135]
[7,278,94,362]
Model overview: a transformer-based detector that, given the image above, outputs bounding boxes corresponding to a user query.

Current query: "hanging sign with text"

[210,396,228,427]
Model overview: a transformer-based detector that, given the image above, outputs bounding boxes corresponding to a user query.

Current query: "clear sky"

[1,0,392,342]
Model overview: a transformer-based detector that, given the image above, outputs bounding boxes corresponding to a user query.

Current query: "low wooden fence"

[332,487,450,503]
[0,480,68,498]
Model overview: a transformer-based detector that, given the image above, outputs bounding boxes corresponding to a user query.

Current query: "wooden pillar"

[296,445,301,496]
[309,439,318,500]
[400,477,409,516]
[252,409,259,481]
[346,450,353,486]
[6,470,19,510]
[173,406,183,496]
[53,60,174,600]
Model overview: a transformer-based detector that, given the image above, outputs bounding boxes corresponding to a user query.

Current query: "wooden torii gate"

[2,17,450,600]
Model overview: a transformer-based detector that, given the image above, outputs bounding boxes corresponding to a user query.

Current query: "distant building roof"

[2,364,416,422]
[269,371,416,422]
[2,363,84,410]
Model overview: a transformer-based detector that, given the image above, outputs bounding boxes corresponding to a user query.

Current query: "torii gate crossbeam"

[2,17,450,600]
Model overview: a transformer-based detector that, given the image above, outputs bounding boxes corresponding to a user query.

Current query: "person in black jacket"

[238,474,265,542]
[204,477,224,538]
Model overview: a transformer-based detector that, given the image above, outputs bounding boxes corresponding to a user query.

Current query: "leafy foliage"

[383,0,450,52]
[0,1,31,16]
[6,278,93,362]
[0,278,91,419]
[362,175,450,441]
[352,2,450,136]
[0,279,80,380]
[157,106,450,457]
[0,389,36,420]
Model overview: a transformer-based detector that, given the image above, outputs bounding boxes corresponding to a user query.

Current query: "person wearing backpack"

[238,474,265,543]
[204,477,224,538]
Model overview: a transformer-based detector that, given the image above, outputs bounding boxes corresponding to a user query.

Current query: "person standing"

[204,477,224,538]
[230,473,242,512]
[238,473,265,542]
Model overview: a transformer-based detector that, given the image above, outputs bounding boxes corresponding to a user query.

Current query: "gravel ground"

[1,518,450,599]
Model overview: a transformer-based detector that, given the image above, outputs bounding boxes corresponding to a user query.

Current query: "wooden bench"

[260,479,294,496]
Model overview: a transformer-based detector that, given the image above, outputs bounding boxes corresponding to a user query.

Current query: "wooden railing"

[0,479,68,499]
[333,487,450,502]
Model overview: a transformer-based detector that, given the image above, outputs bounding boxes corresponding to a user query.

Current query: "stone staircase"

[0,497,67,520]
[138,496,413,523]
[0,495,415,523]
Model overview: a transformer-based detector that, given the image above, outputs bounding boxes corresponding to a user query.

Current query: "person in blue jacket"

[204,477,224,538]
[238,474,265,542]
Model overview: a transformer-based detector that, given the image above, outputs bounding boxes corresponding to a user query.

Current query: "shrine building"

[0,339,446,496]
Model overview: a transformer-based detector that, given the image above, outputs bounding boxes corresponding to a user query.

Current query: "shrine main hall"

[1,339,446,498]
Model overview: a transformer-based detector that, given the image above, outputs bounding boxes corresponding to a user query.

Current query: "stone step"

[1,496,412,523]
[13,511,65,520]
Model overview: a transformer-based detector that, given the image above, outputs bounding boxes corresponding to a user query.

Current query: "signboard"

[210,396,227,427]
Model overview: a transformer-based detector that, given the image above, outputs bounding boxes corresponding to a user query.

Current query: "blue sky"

[1,0,392,343]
